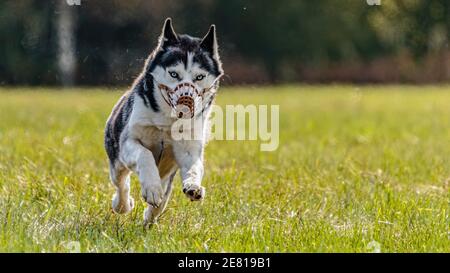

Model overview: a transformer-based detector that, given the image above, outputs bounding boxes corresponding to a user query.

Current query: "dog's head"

[147,18,223,118]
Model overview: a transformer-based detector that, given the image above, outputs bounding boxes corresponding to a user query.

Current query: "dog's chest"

[131,124,172,150]
[130,124,177,177]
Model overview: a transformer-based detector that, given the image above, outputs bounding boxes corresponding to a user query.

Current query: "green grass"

[0,85,449,252]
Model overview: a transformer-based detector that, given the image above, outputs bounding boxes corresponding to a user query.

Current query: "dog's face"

[148,18,223,118]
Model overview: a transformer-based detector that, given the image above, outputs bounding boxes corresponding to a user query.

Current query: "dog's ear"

[200,25,218,57]
[159,18,178,48]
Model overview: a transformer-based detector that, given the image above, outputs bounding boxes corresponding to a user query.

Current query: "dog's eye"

[169,71,179,79]
[195,74,205,81]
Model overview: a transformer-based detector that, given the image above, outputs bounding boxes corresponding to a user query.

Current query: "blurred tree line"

[0,0,448,86]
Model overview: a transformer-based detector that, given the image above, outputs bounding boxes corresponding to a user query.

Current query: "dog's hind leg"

[110,162,135,214]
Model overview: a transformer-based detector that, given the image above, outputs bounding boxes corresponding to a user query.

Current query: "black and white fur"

[104,18,223,225]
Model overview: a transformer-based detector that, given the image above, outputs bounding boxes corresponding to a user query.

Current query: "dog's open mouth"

[159,82,201,119]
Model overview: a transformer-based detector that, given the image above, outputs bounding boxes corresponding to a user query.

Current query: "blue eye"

[169,71,179,79]
[195,74,205,81]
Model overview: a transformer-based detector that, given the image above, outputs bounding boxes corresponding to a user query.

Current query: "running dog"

[104,18,223,225]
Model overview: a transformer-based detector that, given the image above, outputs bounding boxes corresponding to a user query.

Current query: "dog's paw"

[182,183,205,201]
[112,195,134,214]
[141,184,164,208]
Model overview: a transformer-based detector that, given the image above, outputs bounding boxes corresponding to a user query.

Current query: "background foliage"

[0,0,449,85]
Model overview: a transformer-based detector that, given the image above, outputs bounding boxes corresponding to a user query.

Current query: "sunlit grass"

[0,85,448,252]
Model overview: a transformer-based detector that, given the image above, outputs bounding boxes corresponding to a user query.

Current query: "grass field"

[0,85,448,252]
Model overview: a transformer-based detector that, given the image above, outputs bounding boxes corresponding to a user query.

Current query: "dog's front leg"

[120,139,164,208]
[173,140,205,201]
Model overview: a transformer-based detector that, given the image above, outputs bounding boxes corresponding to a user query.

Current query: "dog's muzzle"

[158,82,204,119]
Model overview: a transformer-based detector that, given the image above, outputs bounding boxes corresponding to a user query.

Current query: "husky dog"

[104,18,223,225]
